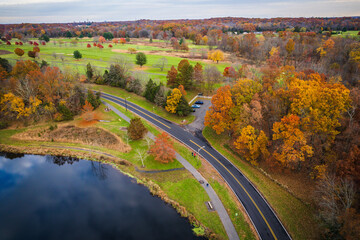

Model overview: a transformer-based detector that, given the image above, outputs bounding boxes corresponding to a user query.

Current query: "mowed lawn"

[0,38,230,85]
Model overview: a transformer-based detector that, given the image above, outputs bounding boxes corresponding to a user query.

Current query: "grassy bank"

[202,126,319,240]
[87,83,196,124]
[0,103,240,240]
[0,37,230,85]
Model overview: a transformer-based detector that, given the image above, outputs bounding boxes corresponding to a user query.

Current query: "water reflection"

[46,155,79,166]
[90,161,108,180]
[0,153,201,240]
[0,152,24,159]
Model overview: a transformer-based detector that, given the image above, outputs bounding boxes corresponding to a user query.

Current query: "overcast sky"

[0,0,359,24]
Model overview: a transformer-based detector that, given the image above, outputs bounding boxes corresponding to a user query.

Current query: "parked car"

[198,92,203,96]
[191,104,201,108]
[195,100,204,105]
[192,109,196,112]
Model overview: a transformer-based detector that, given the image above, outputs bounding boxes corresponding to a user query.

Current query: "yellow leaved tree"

[234,125,269,166]
[208,50,224,63]
[0,92,41,119]
[165,88,182,113]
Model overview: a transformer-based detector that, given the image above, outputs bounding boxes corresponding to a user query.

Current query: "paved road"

[102,100,239,240]
[101,92,291,240]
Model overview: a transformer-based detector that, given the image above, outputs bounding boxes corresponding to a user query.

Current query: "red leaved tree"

[149,132,175,163]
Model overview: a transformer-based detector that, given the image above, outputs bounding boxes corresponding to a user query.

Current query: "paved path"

[103,101,240,240]
[101,93,291,240]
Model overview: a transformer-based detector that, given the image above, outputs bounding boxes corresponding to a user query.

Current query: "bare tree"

[135,149,148,168]
[152,57,168,71]
[203,65,222,92]
[110,55,133,77]
[144,136,152,150]
[315,174,356,238]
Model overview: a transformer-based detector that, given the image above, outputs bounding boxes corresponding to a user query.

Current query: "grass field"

[0,37,230,85]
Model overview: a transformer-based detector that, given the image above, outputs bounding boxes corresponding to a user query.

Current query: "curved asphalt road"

[101,92,291,240]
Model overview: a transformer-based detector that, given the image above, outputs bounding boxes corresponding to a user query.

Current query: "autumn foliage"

[14,48,24,57]
[149,132,175,163]
[127,117,148,140]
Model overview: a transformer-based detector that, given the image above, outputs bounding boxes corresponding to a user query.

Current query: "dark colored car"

[195,100,204,105]
[198,93,203,96]
[192,109,196,112]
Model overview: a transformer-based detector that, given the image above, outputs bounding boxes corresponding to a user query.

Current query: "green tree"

[104,64,127,88]
[39,34,50,42]
[103,32,114,40]
[135,52,147,67]
[57,103,73,121]
[144,79,159,102]
[128,117,148,140]
[177,59,194,89]
[73,50,82,60]
[86,90,101,109]
[176,96,192,116]
[86,63,93,81]
[65,31,72,38]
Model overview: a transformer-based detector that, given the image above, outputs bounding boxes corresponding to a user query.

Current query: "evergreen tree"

[57,103,73,121]
[106,64,126,88]
[87,90,101,109]
[86,63,93,81]
[73,50,82,60]
[177,60,194,89]
[65,31,72,38]
[176,96,192,116]
[144,79,159,102]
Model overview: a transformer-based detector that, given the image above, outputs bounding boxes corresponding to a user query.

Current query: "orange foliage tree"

[205,85,234,134]
[14,48,24,57]
[149,132,175,163]
[272,114,313,169]
[98,36,106,43]
[81,100,94,121]
[166,65,178,88]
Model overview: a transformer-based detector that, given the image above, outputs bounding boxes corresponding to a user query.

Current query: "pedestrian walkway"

[103,101,239,240]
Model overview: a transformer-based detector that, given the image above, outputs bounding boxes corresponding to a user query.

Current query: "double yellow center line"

[103,94,171,129]
[102,92,277,240]
[190,140,278,240]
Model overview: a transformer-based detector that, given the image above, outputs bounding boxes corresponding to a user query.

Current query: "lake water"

[0,153,201,240]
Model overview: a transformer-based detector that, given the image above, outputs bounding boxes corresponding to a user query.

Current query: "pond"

[0,153,202,240]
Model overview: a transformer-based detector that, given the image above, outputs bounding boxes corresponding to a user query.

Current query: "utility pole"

[125,97,130,111]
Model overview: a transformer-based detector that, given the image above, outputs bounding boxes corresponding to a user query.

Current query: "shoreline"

[0,143,218,239]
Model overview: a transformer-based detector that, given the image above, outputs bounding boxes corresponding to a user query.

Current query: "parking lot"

[187,99,212,132]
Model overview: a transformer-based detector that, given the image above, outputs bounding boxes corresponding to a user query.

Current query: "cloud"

[0,0,359,23]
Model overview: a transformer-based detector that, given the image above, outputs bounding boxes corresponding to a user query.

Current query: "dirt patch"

[12,125,131,152]
[134,66,149,71]
[0,50,12,55]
